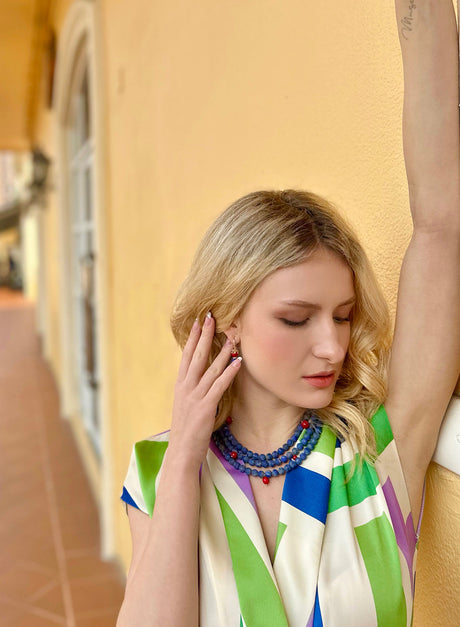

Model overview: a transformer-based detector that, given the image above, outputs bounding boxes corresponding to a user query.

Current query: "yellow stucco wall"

[33,1,459,623]
[33,0,75,381]
[413,462,460,626]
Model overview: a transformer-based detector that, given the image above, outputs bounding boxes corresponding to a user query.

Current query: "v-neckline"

[248,473,287,565]
[208,438,281,573]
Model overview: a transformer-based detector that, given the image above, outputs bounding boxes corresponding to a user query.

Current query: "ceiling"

[0,0,51,151]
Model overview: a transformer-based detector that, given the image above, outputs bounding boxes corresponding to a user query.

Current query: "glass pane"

[68,125,77,158]
[81,69,91,143]
[83,167,92,222]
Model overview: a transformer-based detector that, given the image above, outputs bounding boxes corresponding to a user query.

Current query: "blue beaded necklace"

[212,413,322,484]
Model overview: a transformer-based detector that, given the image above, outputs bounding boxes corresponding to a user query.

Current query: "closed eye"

[334,317,350,323]
[280,318,309,327]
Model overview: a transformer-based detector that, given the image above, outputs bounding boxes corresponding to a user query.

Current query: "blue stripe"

[120,486,139,510]
[282,466,330,524]
[313,588,323,627]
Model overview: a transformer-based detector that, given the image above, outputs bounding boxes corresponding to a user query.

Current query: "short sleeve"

[120,431,170,517]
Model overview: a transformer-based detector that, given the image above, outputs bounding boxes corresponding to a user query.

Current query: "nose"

[311,318,348,364]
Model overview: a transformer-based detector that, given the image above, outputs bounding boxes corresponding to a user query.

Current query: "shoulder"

[120,430,170,517]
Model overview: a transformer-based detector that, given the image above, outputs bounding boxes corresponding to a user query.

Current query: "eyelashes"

[280,318,309,327]
[280,317,350,328]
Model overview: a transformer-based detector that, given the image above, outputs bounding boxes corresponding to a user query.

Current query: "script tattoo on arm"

[400,0,417,40]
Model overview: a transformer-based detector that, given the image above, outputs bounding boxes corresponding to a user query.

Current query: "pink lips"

[302,371,335,388]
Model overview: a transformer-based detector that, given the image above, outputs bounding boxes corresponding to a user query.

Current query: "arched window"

[67,49,100,454]
[54,1,113,556]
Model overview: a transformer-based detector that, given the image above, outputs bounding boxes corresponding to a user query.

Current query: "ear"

[223,322,240,345]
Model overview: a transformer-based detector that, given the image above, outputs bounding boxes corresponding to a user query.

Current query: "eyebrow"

[279,297,356,309]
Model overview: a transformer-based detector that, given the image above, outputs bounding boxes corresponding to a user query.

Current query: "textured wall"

[100,0,412,570]
[34,0,460,623]
[413,462,460,627]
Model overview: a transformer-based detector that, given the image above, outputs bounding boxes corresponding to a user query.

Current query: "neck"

[229,393,304,454]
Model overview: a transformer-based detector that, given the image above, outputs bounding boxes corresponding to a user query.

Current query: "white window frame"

[54,0,113,558]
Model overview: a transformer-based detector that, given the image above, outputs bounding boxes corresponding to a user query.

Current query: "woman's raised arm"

[386,0,460,522]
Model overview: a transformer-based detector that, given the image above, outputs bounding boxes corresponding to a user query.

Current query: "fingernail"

[204,311,212,326]
[206,311,212,319]
[192,318,199,331]
[232,356,242,367]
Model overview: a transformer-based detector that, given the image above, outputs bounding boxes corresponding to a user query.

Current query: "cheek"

[264,331,301,362]
[243,321,303,363]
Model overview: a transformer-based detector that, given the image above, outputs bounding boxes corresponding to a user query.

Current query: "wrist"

[164,443,206,476]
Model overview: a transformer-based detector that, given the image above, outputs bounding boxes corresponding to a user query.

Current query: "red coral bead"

[226,416,233,425]
[230,351,239,358]
[262,476,270,485]
[230,451,238,459]
[292,455,297,460]
[301,420,310,429]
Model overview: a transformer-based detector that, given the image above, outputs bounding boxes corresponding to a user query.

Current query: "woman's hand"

[169,312,242,469]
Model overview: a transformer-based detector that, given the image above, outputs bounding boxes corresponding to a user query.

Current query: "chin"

[298,390,335,411]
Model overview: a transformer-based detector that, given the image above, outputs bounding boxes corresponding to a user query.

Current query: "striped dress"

[120,405,422,626]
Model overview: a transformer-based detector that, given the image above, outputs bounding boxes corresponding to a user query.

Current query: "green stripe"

[355,514,407,626]
[329,457,380,512]
[370,405,393,455]
[215,488,288,627]
[274,522,287,558]
[135,440,168,516]
[313,424,336,457]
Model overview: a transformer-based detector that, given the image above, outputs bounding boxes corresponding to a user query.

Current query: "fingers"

[177,312,217,383]
[186,313,216,385]
[177,318,201,382]
[195,337,233,395]
[206,355,242,403]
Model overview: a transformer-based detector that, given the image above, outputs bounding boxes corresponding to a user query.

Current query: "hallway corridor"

[0,289,125,626]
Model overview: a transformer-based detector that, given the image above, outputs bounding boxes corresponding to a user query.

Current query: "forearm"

[118,452,200,627]
[395,0,460,227]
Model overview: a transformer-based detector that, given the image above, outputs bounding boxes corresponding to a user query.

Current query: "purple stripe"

[155,429,170,437]
[415,478,426,539]
[209,439,257,511]
[382,477,417,594]
[305,588,322,627]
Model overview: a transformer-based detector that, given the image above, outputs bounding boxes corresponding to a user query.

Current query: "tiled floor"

[0,288,125,626]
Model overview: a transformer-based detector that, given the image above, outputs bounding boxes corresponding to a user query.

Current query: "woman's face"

[233,248,355,411]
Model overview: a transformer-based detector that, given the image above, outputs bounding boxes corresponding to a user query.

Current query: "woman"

[117,2,460,625]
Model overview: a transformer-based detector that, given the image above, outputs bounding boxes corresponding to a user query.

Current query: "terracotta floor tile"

[0,599,23,626]
[5,535,56,566]
[0,563,56,603]
[11,547,59,576]
[6,610,66,626]
[60,528,99,554]
[13,561,56,580]
[0,595,66,626]
[66,552,119,580]
[69,576,125,615]
[28,581,66,618]
[74,607,121,626]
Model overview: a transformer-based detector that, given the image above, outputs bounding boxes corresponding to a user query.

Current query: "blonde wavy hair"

[171,190,392,462]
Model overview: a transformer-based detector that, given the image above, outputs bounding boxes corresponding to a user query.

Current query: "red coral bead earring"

[230,339,239,362]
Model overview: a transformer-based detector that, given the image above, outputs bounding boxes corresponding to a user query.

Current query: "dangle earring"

[230,339,239,362]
